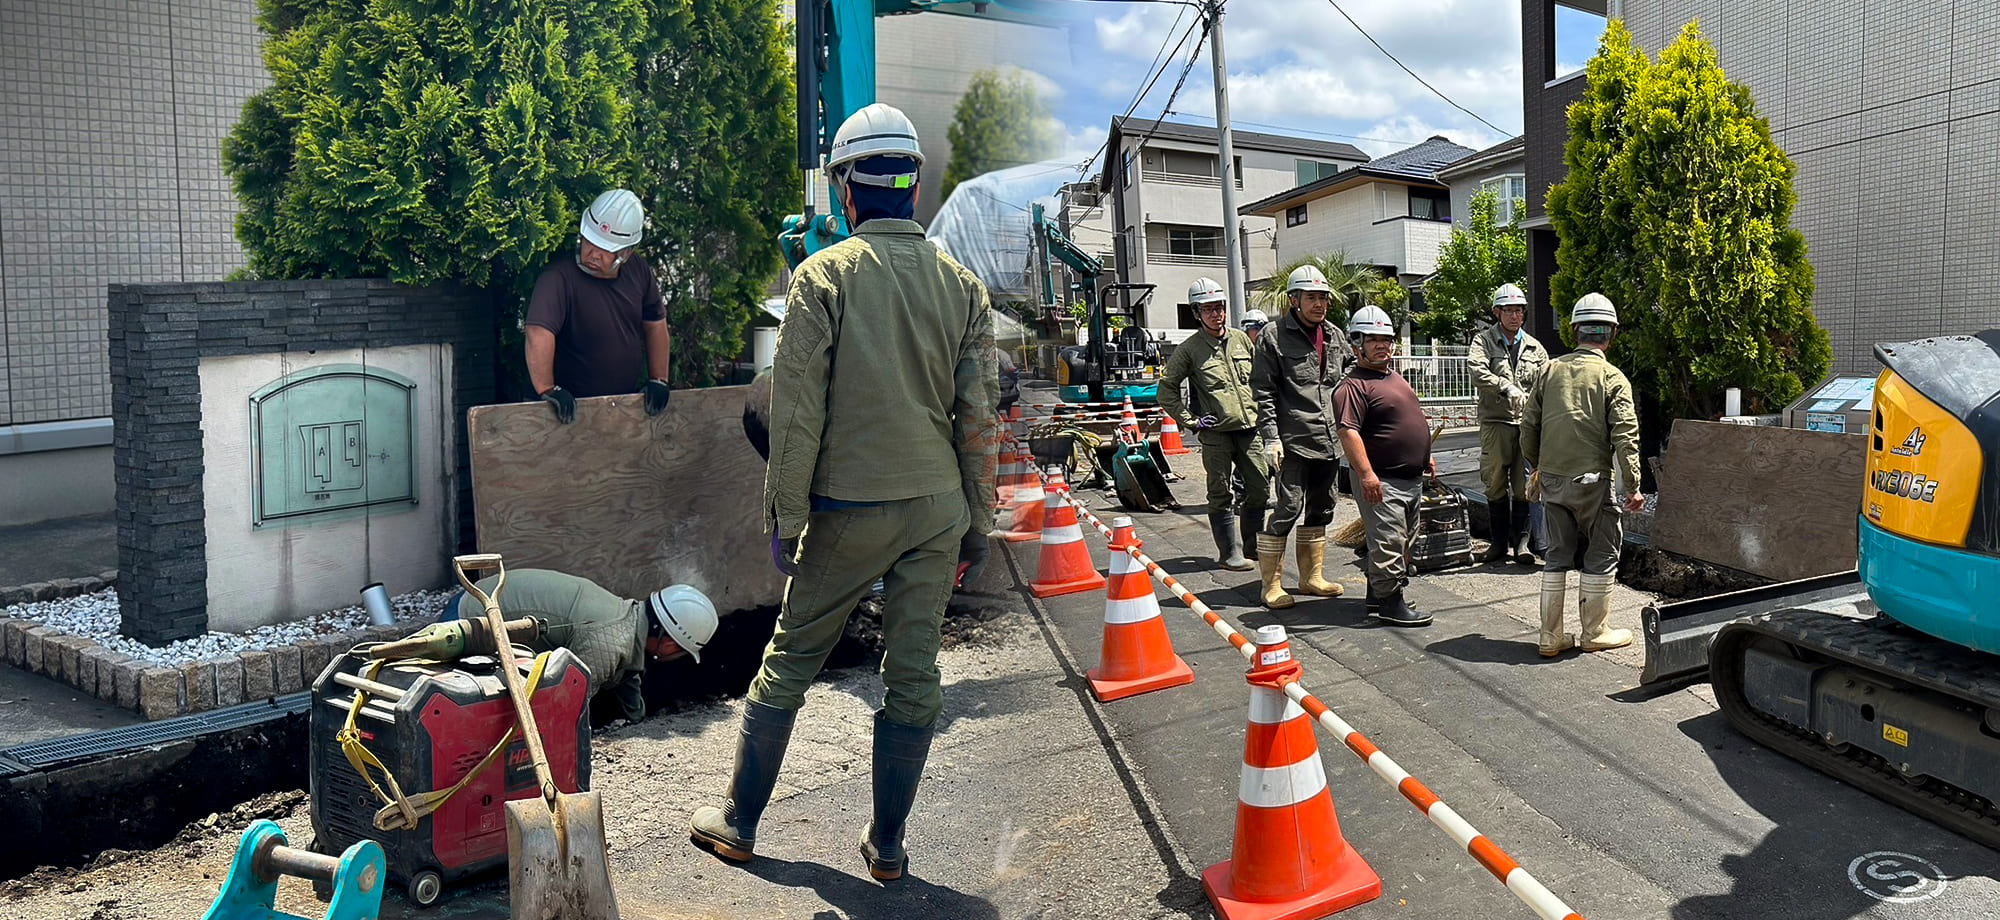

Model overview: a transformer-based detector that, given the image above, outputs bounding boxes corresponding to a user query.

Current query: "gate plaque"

[248,364,418,525]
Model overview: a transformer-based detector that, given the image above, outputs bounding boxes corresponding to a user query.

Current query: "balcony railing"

[1147,251,1228,267]
[1142,169,1244,189]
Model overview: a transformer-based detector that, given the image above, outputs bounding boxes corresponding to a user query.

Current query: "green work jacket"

[1521,349,1642,494]
[1159,327,1259,433]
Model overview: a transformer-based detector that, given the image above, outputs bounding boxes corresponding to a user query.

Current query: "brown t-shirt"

[1333,365,1430,480]
[525,256,666,398]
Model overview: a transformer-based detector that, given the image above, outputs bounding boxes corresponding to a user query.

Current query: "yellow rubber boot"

[1537,570,1575,657]
[1257,533,1294,609]
[1578,573,1632,651]
[1293,527,1344,597]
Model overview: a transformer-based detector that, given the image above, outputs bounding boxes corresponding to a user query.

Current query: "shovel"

[453,554,620,920]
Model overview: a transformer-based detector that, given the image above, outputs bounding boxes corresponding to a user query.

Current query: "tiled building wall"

[1626,1,2000,373]
[0,0,267,426]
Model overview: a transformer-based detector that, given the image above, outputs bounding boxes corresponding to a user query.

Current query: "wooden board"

[468,387,784,614]
[1651,419,1868,581]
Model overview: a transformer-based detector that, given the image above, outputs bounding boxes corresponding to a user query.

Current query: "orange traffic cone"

[1030,476,1106,598]
[1158,414,1191,455]
[1203,624,1380,920]
[1087,517,1194,701]
[995,444,1022,503]
[1002,469,1047,543]
[1120,395,1144,443]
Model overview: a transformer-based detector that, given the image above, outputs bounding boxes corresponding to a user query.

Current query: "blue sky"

[1017,0,1608,177]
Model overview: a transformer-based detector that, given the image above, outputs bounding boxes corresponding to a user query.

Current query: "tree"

[223,0,644,295]
[634,0,798,385]
[942,69,1061,201]
[1547,21,1828,420]
[1255,251,1382,328]
[1420,186,1526,341]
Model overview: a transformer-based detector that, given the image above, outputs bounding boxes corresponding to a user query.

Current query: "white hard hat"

[580,189,644,252]
[827,103,924,183]
[1241,308,1269,328]
[648,585,718,662]
[1571,292,1619,326]
[1491,283,1528,308]
[1287,264,1332,294]
[1347,305,1395,339]
[1188,277,1227,306]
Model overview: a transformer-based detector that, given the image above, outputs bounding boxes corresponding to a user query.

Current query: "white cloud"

[1356,113,1506,158]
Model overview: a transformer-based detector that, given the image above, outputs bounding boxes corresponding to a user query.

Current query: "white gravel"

[1,588,457,668]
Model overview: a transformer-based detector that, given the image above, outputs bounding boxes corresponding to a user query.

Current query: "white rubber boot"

[1538,570,1575,657]
[1578,572,1632,651]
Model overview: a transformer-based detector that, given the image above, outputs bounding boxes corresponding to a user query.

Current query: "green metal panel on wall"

[248,364,418,525]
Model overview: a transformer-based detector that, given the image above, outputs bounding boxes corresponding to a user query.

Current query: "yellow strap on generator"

[334,652,553,833]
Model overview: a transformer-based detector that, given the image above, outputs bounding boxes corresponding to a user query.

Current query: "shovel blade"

[505,791,620,920]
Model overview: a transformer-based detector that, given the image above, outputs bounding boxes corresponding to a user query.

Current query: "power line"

[1160,112,1427,149]
[1076,11,1207,181]
[1321,0,1511,137]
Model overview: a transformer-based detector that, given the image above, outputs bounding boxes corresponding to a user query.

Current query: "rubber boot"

[1537,570,1575,657]
[1211,512,1253,572]
[690,700,797,862]
[1482,497,1513,563]
[1578,573,1633,651]
[1374,589,1431,627]
[1257,533,1294,609]
[1293,527,1344,597]
[861,711,936,881]
[1510,499,1537,565]
[1240,510,1264,563]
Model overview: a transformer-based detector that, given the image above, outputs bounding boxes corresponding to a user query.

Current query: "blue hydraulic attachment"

[201,819,387,920]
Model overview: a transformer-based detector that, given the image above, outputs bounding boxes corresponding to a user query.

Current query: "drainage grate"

[0,692,312,771]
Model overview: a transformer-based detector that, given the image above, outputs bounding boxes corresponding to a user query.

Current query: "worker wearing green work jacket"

[1159,276,1267,573]
[1521,292,1643,658]
[690,103,998,883]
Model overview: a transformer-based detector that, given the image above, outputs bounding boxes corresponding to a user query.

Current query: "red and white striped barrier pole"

[1040,475,1588,920]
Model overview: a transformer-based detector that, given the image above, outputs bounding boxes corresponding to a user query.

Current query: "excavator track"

[1712,608,2000,849]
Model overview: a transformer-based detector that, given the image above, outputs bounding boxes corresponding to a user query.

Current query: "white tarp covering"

[926,158,1086,301]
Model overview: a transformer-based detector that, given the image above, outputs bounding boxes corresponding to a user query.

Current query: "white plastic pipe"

[1725,387,1742,417]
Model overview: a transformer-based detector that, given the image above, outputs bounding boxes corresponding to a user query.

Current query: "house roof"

[1096,117,1368,190]
[1435,135,1525,180]
[1238,135,1477,215]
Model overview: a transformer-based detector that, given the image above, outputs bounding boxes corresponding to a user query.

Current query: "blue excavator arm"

[781,0,1082,269]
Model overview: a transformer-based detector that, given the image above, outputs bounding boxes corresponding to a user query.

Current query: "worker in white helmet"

[691,103,997,883]
[1468,283,1550,564]
[525,188,674,424]
[1521,293,1641,657]
[1159,277,1268,572]
[1332,303,1435,626]
[1247,264,1350,609]
[1240,308,1270,344]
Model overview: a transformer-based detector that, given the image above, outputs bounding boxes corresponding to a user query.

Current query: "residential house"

[1098,117,1368,337]
[1523,0,1997,372]
[1436,136,1526,230]
[1238,136,1477,334]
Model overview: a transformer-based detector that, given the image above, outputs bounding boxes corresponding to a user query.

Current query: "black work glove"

[771,534,800,576]
[540,386,577,424]
[643,378,672,416]
[955,527,991,590]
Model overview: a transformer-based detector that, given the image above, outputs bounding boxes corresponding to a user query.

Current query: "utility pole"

[1207,0,1247,328]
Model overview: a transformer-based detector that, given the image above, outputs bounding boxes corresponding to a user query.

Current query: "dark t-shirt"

[1333,365,1430,480]
[525,256,666,398]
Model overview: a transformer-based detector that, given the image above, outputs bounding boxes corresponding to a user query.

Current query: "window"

[1122,150,1134,189]
[1161,149,1219,177]
[1169,226,1222,257]
[1286,204,1309,228]
[1480,173,1528,224]
[1548,2,1608,82]
[1409,188,1450,221]
[1295,159,1341,186]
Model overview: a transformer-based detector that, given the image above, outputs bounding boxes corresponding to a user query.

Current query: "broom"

[1331,420,1451,549]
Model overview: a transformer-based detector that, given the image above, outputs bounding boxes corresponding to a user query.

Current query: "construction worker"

[690,103,998,882]
[525,188,674,423]
[1469,283,1550,564]
[1241,308,1270,344]
[434,569,717,722]
[1521,292,1642,657]
[1159,277,1267,572]
[1249,265,1348,608]
[1333,305,1435,626]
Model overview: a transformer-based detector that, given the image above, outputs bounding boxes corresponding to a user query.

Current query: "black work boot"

[1374,590,1432,627]
[1240,510,1265,564]
[862,711,937,881]
[1510,499,1537,565]
[1211,512,1253,571]
[690,700,797,862]
[1482,497,1514,563]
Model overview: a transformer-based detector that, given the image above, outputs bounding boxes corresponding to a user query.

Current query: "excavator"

[1700,332,2000,848]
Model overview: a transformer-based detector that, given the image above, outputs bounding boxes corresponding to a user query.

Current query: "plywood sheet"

[1652,419,1868,581]
[468,387,784,614]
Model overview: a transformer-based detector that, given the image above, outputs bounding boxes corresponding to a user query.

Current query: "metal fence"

[1399,344,1475,401]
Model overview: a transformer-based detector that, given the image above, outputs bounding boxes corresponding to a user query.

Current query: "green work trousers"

[1200,429,1270,516]
[1540,474,1622,576]
[1479,422,1528,501]
[748,490,968,727]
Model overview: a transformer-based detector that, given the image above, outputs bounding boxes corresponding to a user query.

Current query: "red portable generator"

[309,646,592,907]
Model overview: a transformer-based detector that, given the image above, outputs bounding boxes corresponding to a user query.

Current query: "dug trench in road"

[1020,461,2000,919]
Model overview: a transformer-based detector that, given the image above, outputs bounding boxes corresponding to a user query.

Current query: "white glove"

[1264,438,1284,469]
[1502,383,1524,402]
